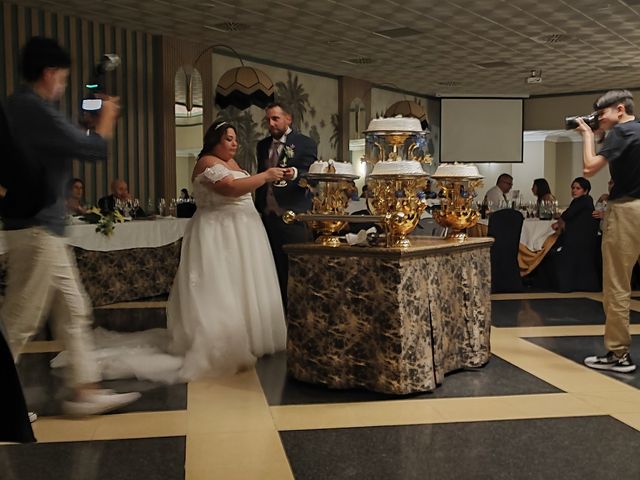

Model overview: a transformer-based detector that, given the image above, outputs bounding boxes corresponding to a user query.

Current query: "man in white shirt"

[484,173,513,206]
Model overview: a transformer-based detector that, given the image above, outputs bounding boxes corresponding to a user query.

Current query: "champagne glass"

[273,155,288,188]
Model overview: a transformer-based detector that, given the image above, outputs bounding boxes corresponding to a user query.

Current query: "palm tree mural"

[275,71,310,132]
[216,106,262,173]
[308,125,320,149]
[330,113,340,150]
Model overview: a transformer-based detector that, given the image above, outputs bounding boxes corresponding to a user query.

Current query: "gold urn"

[363,117,433,247]
[431,165,484,240]
[295,169,359,247]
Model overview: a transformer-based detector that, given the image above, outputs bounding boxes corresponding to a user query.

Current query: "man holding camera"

[576,89,640,373]
[0,37,140,415]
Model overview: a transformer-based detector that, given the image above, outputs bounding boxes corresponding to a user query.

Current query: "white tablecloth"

[0,217,190,253]
[520,219,555,251]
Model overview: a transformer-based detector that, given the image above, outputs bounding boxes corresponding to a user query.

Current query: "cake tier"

[366,116,423,132]
[308,159,355,175]
[432,163,482,178]
[371,160,425,175]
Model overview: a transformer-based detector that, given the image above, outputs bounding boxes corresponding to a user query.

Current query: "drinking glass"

[157,198,166,216]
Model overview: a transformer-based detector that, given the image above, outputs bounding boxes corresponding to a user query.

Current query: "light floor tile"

[92,410,187,440]
[31,416,101,442]
[186,430,293,480]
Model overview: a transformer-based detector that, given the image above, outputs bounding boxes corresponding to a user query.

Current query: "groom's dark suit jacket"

[255,130,317,214]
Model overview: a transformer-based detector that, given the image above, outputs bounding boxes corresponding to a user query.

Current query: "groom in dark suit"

[255,102,317,308]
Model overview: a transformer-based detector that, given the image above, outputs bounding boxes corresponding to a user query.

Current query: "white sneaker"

[62,389,141,417]
[28,411,38,423]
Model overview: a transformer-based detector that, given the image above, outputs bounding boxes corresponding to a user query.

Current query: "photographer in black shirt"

[576,89,640,373]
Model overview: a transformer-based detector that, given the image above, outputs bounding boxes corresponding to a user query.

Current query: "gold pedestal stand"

[431,176,483,240]
[295,173,359,247]
[366,174,429,247]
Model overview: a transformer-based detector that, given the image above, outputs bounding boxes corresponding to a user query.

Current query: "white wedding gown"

[52,164,287,383]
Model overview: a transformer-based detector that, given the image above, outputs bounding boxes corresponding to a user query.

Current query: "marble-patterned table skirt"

[286,240,492,394]
[0,240,181,307]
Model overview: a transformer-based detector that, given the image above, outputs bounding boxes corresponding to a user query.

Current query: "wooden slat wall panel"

[0,0,158,206]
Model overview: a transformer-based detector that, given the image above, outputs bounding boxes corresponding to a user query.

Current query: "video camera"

[565,112,599,130]
[82,53,120,112]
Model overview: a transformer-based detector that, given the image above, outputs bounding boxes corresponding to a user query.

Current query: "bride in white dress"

[53,122,287,383]
[166,121,287,380]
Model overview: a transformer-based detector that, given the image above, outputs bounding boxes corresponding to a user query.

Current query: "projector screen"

[440,98,523,163]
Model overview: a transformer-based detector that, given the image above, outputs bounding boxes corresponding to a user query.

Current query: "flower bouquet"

[79,207,125,236]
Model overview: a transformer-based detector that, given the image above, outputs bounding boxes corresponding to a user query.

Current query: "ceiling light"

[341,57,375,65]
[205,21,249,33]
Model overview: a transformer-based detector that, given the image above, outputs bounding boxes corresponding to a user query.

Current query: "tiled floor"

[2,292,640,479]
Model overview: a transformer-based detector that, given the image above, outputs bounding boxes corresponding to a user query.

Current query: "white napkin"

[345,227,377,246]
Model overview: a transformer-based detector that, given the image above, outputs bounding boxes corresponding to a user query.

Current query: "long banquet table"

[0,218,189,306]
[471,217,559,276]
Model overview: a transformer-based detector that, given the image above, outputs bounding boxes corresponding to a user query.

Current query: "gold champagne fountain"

[283,160,359,247]
[430,163,484,240]
[364,117,433,247]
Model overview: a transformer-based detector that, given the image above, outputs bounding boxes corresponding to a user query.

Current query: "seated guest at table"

[65,177,87,215]
[98,178,129,213]
[552,177,595,233]
[541,176,600,291]
[484,173,513,207]
[532,178,556,209]
[179,188,190,200]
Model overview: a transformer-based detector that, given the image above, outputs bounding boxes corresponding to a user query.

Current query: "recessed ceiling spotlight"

[533,33,571,44]
[205,21,249,33]
[341,57,375,65]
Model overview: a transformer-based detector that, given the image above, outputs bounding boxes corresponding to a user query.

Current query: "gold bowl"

[297,173,359,246]
[366,174,429,247]
[431,177,483,240]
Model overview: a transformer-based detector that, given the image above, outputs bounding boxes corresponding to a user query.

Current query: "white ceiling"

[15,0,640,97]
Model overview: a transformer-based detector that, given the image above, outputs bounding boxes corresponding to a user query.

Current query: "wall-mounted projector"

[525,69,542,84]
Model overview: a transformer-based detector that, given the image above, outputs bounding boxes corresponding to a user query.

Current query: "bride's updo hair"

[198,121,237,159]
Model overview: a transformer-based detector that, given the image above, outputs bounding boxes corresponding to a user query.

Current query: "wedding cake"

[431,163,482,179]
[365,116,423,133]
[308,159,355,175]
[371,160,425,175]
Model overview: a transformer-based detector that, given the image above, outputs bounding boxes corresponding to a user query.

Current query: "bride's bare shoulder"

[192,155,226,181]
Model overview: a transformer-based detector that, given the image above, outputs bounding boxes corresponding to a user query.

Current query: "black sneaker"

[584,351,636,373]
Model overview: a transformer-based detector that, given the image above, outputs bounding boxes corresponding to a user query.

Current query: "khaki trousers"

[0,227,100,386]
[601,197,640,355]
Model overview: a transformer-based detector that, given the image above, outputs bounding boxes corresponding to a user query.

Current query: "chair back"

[487,209,524,292]
[551,208,600,291]
[177,202,197,218]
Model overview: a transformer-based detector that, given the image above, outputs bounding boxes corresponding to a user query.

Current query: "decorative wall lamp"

[187,44,275,111]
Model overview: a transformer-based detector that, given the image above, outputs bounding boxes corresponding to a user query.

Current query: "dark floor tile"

[491,298,640,327]
[17,353,186,416]
[0,436,185,480]
[256,351,560,406]
[526,335,640,388]
[280,417,640,480]
[93,307,167,331]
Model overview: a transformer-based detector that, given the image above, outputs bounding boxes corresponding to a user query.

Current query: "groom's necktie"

[268,140,282,167]
[264,139,284,215]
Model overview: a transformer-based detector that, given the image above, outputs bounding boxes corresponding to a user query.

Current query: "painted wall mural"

[211,54,339,173]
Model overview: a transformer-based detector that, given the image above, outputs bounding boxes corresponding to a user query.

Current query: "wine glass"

[157,198,166,216]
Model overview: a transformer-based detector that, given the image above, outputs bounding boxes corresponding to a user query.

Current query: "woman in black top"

[552,177,595,232]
